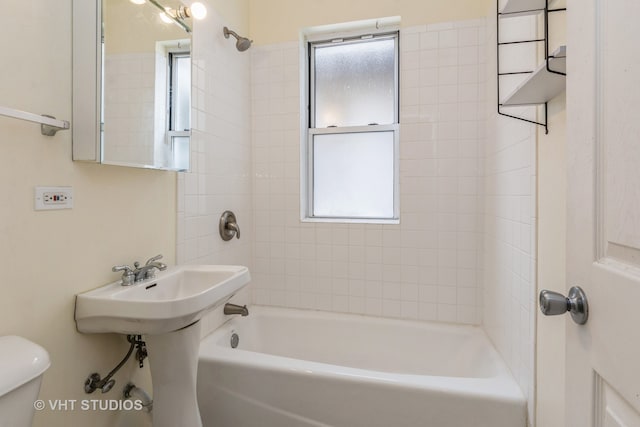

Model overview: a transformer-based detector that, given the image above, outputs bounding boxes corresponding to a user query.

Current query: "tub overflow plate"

[230,332,239,348]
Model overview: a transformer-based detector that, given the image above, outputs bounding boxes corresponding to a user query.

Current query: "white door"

[564,0,640,425]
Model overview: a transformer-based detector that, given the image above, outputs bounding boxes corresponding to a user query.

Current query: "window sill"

[301,217,400,225]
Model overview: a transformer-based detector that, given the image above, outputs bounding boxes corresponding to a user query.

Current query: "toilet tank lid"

[0,336,50,397]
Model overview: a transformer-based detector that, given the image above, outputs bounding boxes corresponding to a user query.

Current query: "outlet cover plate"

[35,186,74,210]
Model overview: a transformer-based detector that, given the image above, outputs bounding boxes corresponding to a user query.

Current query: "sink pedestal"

[146,321,202,427]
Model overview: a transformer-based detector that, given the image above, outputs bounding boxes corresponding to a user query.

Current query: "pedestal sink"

[75,265,250,427]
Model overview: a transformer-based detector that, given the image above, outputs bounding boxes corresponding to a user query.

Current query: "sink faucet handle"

[112,265,136,286]
[145,254,163,265]
[112,265,134,273]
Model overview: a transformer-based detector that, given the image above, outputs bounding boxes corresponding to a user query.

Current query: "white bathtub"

[197,306,526,427]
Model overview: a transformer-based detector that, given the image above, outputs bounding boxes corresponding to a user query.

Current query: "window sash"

[306,124,399,222]
[168,131,190,171]
[308,32,399,129]
[168,51,190,132]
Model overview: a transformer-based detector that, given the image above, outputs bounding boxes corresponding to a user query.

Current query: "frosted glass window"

[313,38,396,128]
[171,54,191,132]
[313,131,394,218]
[304,31,398,222]
[172,136,189,171]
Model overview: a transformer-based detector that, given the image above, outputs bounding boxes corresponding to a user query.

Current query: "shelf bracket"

[544,4,567,77]
[498,102,549,135]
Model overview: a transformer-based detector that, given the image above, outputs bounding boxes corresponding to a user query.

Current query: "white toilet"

[0,336,50,427]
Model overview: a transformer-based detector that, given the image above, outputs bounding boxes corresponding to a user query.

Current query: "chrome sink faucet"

[134,254,167,282]
[112,254,167,286]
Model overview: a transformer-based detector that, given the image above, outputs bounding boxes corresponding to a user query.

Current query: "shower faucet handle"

[219,210,241,241]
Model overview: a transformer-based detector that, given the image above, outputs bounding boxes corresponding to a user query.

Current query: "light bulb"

[129,0,146,4]
[159,12,173,23]
[189,2,207,20]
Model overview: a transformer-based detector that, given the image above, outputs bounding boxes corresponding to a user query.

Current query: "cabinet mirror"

[73,0,195,171]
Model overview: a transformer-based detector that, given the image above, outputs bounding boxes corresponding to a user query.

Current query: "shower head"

[223,26,253,52]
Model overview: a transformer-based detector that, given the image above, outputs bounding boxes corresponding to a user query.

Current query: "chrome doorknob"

[539,286,589,325]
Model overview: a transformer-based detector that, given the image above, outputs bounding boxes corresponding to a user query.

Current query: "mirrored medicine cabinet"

[72,0,192,171]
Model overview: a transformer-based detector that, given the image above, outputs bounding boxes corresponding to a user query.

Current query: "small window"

[168,51,190,170]
[168,52,191,133]
[304,32,399,222]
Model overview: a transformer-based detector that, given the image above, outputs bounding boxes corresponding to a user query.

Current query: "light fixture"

[172,6,192,19]
[170,3,207,20]
[129,0,146,4]
[143,0,208,33]
[189,2,207,20]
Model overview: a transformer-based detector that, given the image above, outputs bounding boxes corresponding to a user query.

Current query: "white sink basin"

[75,265,250,334]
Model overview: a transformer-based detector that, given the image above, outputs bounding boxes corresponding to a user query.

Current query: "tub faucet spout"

[224,303,249,316]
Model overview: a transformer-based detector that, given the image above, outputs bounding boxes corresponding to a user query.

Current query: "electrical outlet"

[35,186,74,211]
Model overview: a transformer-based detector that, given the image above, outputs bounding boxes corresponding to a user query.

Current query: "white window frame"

[166,49,191,141]
[154,39,193,171]
[301,29,400,224]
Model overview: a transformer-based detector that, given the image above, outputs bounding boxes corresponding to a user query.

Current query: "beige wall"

[249,0,492,44]
[1,1,173,426]
[213,0,250,34]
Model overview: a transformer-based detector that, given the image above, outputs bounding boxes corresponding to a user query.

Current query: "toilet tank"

[0,336,50,427]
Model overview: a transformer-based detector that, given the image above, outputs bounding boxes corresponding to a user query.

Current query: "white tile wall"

[249,20,486,325]
[485,11,537,426]
[176,0,253,335]
[103,53,156,165]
